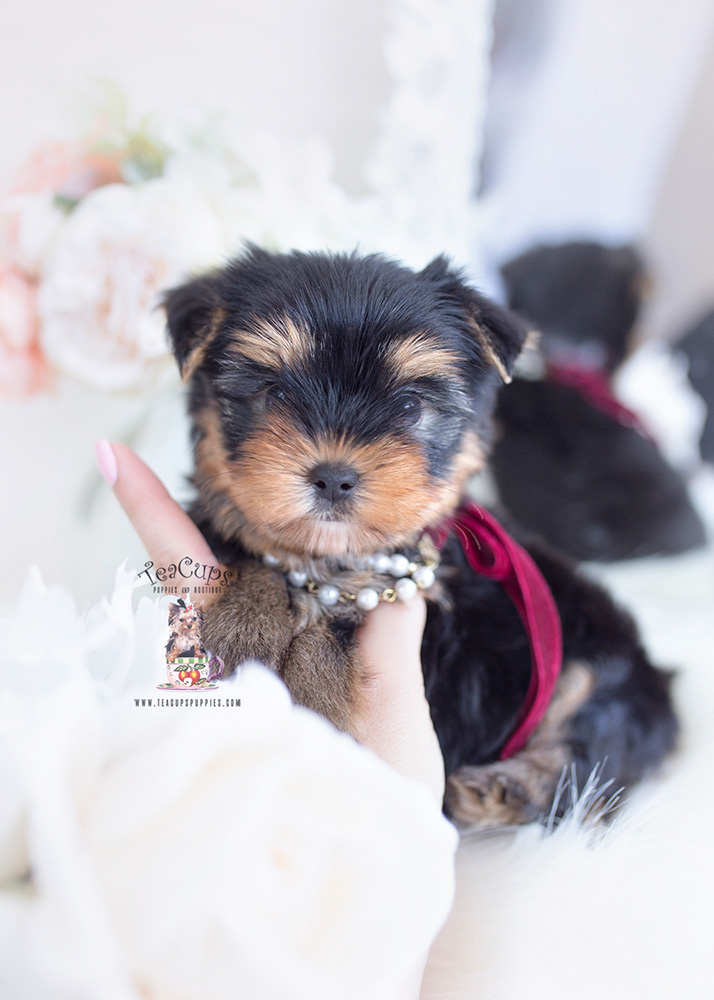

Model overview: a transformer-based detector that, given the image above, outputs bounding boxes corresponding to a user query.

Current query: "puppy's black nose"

[310,463,360,503]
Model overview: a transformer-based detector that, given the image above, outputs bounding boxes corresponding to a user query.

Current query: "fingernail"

[96,439,118,487]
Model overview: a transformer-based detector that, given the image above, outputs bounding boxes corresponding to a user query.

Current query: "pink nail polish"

[96,439,118,486]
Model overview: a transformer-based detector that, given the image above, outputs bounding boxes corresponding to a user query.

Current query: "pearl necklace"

[262,534,440,610]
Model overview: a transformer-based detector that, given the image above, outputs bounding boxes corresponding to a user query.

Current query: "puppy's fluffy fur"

[164,247,677,829]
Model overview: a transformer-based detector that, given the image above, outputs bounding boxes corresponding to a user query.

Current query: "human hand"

[95,439,219,588]
[97,439,445,803]
[355,597,445,805]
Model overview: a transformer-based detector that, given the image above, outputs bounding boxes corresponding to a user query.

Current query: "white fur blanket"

[422,469,714,1000]
[0,568,457,1000]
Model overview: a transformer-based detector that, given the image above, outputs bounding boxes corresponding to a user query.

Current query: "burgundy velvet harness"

[430,503,563,760]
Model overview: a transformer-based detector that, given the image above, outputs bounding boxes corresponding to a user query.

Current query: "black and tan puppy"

[494,241,706,561]
[164,246,677,829]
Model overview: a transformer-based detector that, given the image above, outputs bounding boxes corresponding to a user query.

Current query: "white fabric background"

[0,0,390,197]
[479,0,714,261]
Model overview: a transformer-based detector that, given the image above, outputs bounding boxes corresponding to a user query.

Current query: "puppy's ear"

[168,602,181,621]
[163,274,225,382]
[419,256,527,383]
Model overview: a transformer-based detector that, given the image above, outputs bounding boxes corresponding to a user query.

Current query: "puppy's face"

[168,604,204,637]
[165,248,525,558]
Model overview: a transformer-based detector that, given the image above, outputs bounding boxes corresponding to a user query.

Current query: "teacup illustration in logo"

[159,600,223,690]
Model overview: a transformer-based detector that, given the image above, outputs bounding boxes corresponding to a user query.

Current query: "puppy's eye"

[396,392,422,426]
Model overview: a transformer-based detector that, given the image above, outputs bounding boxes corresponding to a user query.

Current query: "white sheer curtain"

[477,0,714,270]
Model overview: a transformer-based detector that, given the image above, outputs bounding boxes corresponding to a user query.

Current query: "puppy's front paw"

[445,744,569,829]
[445,765,541,828]
[200,562,295,674]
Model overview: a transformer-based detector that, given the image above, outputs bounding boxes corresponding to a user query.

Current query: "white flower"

[38,179,229,390]
[0,569,456,999]
[0,191,66,277]
[162,126,362,256]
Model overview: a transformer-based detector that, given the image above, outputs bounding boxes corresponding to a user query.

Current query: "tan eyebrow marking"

[387,332,462,381]
[230,315,312,369]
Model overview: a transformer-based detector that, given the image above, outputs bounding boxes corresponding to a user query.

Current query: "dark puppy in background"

[492,241,706,562]
[678,308,714,464]
[164,247,677,829]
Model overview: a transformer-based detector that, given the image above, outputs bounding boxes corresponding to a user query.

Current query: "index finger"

[96,440,220,584]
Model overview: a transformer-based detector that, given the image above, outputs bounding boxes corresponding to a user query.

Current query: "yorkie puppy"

[163,246,677,829]
[493,241,705,561]
[165,601,207,663]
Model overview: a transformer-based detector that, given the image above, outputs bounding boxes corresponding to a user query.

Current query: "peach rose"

[1,141,124,278]
[0,263,51,395]
[7,140,122,200]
